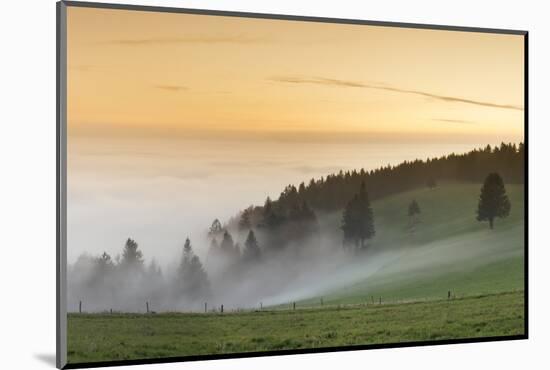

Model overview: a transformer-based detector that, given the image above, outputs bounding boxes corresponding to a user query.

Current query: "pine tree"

[342,182,375,250]
[356,182,375,248]
[183,238,193,263]
[96,252,115,274]
[342,194,359,249]
[177,238,210,300]
[93,252,115,285]
[260,197,284,251]
[476,173,511,229]
[121,238,144,270]
[186,255,210,299]
[238,208,252,231]
[220,231,235,254]
[262,197,280,229]
[243,230,261,262]
[298,182,306,194]
[208,219,223,238]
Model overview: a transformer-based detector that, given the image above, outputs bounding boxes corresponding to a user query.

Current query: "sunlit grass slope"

[308,183,525,305]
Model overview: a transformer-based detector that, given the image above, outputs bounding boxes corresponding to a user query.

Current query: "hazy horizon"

[67,137,521,266]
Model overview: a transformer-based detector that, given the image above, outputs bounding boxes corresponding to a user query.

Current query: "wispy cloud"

[432,118,478,124]
[269,76,523,111]
[154,84,188,92]
[102,35,265,46]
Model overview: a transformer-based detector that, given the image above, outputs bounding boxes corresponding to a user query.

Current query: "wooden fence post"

[448,291,451,300]
[293,302,296,310]
[79,301,82,313]
[221,304,224,314]
[146,301,149,313]
[205,302,207,313]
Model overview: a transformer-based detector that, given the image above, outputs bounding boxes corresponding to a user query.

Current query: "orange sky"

[67,6,524,142]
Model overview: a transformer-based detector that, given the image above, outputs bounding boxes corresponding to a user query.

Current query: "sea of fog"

[67,135,498,267]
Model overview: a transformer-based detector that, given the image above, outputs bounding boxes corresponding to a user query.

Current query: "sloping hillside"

[302,182,524,305]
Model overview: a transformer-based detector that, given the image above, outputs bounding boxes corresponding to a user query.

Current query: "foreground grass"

[67,290,524,364]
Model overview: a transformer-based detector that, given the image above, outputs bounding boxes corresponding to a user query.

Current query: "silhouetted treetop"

[208,219,224,238]
[121,238,144,269]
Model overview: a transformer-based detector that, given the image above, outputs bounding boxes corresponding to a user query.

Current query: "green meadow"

[67,291,524,363]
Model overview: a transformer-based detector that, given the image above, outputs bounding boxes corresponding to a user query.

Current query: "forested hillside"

[228,142,524,230]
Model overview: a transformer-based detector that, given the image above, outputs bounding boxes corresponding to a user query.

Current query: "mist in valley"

[67,137,524,313]
[67,212,370,313]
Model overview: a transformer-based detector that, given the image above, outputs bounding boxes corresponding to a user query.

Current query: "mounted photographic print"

[56,1,528,368]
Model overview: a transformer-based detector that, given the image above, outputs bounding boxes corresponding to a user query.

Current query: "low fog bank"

[67,219,356,312]
[67,218,510,313]
[67,203,395,313]
[67,143,525,312]
[67,212,523,313]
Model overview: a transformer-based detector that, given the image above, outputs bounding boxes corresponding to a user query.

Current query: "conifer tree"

[356,182,375,248]
[342,194,359,249]
[342,182,375,250]
[238,208,252,231]
[96,252,115,274]
[220,231,235,254]
[476,173,511,229]
[177,238,210,300]
[262,197,280,229]
[243,230,261,262]
[208,219,224,238]
[120,238,144,271]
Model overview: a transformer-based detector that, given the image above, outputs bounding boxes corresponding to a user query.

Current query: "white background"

[0,0,548,369]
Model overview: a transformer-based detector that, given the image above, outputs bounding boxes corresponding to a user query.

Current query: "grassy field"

[307,183,525,305]
[67,183,525,364]
[67,290,524,363]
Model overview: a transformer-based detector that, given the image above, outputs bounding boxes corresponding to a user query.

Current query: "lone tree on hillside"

[476,173,511,229]
[408,199,421,229]
[342,181,375,251]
